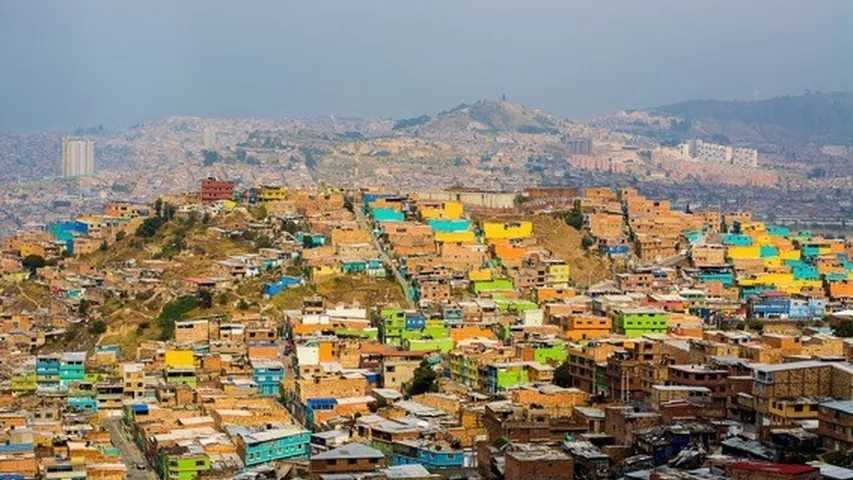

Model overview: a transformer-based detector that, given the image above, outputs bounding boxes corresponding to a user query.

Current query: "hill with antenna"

[393,99,561,136]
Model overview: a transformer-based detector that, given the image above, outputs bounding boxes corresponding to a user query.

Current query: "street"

[103,417,158,480]
[352,199,416,309]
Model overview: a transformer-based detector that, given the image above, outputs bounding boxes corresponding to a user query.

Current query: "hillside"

[474,213,612,288]
[396,99,560,135]
[649,92,853,146]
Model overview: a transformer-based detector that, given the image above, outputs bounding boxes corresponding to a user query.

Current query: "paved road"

[352,200,416,309]
[104,417,158,480]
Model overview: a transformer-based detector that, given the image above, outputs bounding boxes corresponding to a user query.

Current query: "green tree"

[254,235,274,250]
[136,217,164,238]
[746,318,764,333]
[156,295,199,340]
[835,320,853,337]
[198,289,213,309]
[22,254,46,274]
[88,320,107,335]
[237,299,250,311]
[824,450,853,468]
[564,200,585,230]
[78,299,93,317]
[406,360,438,396]
[553,360,572,388]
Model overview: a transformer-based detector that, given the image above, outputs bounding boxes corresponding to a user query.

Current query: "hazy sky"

[1,0,852,131]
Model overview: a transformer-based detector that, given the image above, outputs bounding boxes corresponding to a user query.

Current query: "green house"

[379,308,407,345]
[158,447,211,480]
[11,373,37,395]
[616,308,669,337]
[494,297,538,313]
[405,338,455,353]
[165,368,197,389]
[472,278,514,295]
[60,352,86,387]
[484,362,530,394]
[533,343,568,365]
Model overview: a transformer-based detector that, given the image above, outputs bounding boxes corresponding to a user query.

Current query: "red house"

[201,177,235,203]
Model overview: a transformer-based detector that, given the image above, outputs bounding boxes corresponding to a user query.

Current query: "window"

[196,460,205,466]
[348,459,358,465]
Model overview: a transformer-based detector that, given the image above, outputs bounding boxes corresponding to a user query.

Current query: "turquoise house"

[722,234,752,246]
[429,219,471,232]
[388,441,465,470]
[36,355,61,390]
[60,352,86,387]
[238,427,310,467]
[767,225,790,237]
[68,396,98,413]
[251,360,284,397]
[372,208,404,223]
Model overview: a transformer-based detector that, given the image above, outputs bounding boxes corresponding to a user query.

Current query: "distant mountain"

[648,92,853,146]
[395,99,560,135]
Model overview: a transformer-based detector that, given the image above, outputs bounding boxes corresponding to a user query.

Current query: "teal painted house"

[251,360,284,397]
[60,352,86,387]
[372,208,405,223]
[68,396,98,413]
[36,355,61,391]
[238,427,310,467]
[428,219,471,232]
[722,234,752,246]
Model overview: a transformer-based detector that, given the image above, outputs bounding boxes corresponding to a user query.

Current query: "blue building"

[404,312,426,331]
[296,232,326,248]
[601,244,631,256]
[36,355,61,390]
[749,295,790,319]
[251,360,284,396]
[238,427,310,467]
[304,397,338,429]
[721,234,752,246]
[67,396,98,413]
[60,352,86,387]
[788,298,825,320]
[696,268,735,287]
[264,276,303,296]
[442,305,463,325]
[388,441,465,471]
[49,221,88,254]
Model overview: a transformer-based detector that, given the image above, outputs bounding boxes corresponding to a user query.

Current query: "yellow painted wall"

[435,231,476,244]
[482,222,533,240]
[165,350,194,368]
[469,269,493,281]
[727,246,761,260]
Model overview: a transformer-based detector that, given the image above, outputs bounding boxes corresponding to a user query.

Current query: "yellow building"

[727,245,761,260]
[435,231,476,244]
[311,264,341,279]
[164,350,194,368]
[420,201,463,220]
[482,221,533,240]
[545,261,570,285]
[258,185,287,203]
[468,269,493,282]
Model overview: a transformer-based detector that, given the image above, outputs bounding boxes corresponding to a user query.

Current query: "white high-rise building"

[62,137,95,177]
